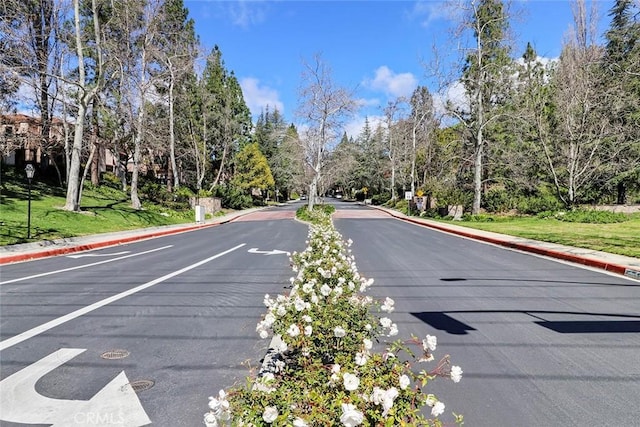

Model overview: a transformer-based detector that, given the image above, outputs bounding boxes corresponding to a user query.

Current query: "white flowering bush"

[205,206,463,426]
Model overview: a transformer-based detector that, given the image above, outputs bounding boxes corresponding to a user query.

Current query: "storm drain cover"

[129,379,155,393]
[100,349,130,360]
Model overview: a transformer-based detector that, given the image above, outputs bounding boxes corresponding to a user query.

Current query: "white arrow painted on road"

[0,348,151,426]
[67,251,131,258]
[248,248,290,256]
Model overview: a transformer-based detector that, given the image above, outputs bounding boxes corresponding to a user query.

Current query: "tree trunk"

[617,182,626,205]
[472,128,483,215]
[168,62,179,191]
[131,111,143,210]
[90,100,100,186]
[64,101,85,211]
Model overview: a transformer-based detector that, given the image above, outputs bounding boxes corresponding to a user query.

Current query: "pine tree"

[603,0,640,203]
[458,0,512,214]
[201,46,252,190]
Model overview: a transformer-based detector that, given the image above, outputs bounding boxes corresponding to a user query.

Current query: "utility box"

[195,205,205,223]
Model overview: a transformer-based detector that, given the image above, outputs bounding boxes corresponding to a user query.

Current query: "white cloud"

[364,66,418,99]
[226,0,268,29]
[240,77,284,116]
[343,114,386,140]
[356,97,382,108]
[410,1,457,28]
[514,55,557,68]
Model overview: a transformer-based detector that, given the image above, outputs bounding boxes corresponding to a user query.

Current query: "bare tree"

[541,0,620,206]
[296,53,357,210]
[383,99,408,202]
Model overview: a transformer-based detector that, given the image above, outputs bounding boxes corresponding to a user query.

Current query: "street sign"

[404,191,413,200]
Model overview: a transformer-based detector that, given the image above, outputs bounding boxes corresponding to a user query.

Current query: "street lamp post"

[25,164,35,239]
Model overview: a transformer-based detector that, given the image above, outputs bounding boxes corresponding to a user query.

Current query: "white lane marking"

[0,243,246,351]
[0,245,172,285]
[248,248,291,256]
[0,348,151,426]
[66,251,131,258]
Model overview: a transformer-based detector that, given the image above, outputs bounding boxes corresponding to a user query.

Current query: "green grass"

[439,214,640,258]
[0,175,196,246]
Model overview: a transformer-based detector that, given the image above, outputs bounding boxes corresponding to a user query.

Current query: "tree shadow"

[411,310,640,335]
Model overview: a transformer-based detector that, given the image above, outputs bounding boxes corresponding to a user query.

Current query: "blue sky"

[184,0,615,136]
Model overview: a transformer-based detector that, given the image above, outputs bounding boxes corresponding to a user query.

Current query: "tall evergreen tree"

[456,0,512,214]
[603,0,640,203]
[202,46,252,190]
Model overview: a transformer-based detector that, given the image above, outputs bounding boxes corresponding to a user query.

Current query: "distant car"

[335,194,342,199]
[300,195,307,200]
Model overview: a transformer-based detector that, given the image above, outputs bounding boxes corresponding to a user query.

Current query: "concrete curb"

[373,206,640,280]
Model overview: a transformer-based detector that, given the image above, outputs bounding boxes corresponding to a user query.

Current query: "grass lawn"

[438,214,640,259]
[1,176,196,246]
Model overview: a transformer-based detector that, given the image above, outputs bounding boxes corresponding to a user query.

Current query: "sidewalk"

[0,208,264,265]
[372,206,640,281]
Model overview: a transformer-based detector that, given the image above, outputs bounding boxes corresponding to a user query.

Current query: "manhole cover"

[129,379,155,393]
[100,349,130,360]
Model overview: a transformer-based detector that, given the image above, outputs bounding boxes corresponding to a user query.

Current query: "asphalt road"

[333,201,640,427]
[1,200,639,426]
[0,205,308,426]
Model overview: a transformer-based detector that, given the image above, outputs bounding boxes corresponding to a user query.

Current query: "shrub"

[101,172,123,190]
[554,209,628,224]
[212,185,253,210]
[516,194,563,215]
[141,181,168,203]
[483,187,514,213]
[205,209,463,426]
[394,199,409,215]
[461,213,495,222]
[371,193,390,206]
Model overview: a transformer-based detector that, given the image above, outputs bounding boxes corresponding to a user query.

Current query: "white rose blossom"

[262,406,278,423]
[287,324,300,337]
[381,297,395,313]
[382,387,399,417]
[304,325,313,336]
[388,323,398,336]
[431,401,445,417]
[340,403,364,427]
[320,284,332,296]
[334,326,346,338]
[423,334,437,352]
[354,352,368,366]
[399,374,410,390]
[293,418,308,427]
[451,365,463,383]
[380,317,392,328]
[343,372,360,391]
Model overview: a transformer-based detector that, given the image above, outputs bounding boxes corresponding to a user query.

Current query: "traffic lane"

[0,219,306,351]
[335,217,640,427]
[0,227,247,343]
[0,219,307,426]
[0,219,255,283]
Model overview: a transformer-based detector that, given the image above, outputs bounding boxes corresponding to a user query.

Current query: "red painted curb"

[387,212,630,277]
